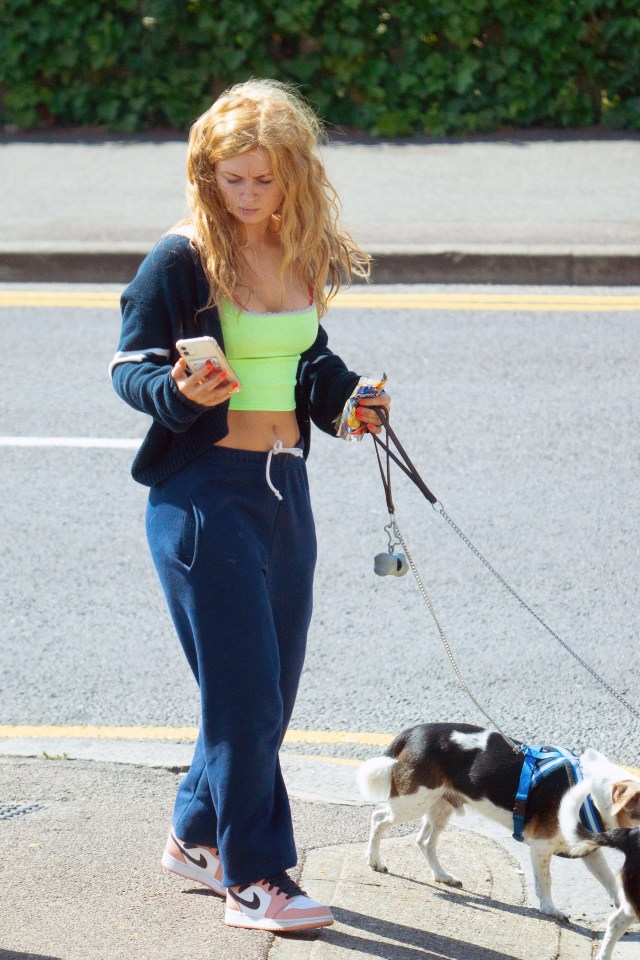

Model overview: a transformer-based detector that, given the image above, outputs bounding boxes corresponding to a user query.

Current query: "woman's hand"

[356,391,391,435]
[171,357,238,407]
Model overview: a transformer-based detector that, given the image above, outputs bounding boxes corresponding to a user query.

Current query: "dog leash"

[372,413,521,754]
[370,406,640,728]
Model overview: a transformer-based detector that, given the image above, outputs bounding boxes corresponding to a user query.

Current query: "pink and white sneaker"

[225,871,334,931]
[161,831,225,898]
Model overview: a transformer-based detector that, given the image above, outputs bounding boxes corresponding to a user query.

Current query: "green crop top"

[219,297,319,411]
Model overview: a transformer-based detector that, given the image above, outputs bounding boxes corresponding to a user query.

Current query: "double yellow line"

[2,725,637,775]
[1,290,640,311]
[330,293,640,312]
[0,290,120,308]
[0,724,393,746]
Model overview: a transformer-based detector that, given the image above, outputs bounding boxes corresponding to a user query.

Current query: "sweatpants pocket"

[178,497,200,570]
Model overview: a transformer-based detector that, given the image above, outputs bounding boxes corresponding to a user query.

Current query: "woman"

[110,78,390,933]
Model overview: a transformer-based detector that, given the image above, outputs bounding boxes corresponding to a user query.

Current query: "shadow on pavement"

[326,908,530,959]
[331,905,593,959]
[0,951,63,960]
[377,868,597,939]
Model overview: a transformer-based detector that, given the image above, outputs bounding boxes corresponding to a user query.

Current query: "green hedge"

[1,0,639,135]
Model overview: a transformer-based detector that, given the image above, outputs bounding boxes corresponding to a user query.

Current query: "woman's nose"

[241,180,257,201]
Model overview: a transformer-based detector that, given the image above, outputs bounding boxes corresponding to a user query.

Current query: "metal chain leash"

[371,406,640,734]
[433,502,640,725]
[391,515,522,754]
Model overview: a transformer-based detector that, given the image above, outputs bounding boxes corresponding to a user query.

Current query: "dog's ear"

[611,781,640,819]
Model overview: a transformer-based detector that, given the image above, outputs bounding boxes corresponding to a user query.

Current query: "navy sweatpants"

[146,445,317,887]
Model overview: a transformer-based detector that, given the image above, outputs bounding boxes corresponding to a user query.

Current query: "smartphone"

[175,336,241,392]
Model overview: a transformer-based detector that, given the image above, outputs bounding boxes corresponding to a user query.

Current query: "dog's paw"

[539,904,569,921]
[434,873,463,888]
[371,862,388,874]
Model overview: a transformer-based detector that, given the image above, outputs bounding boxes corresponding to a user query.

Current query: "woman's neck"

[237,219,280,248]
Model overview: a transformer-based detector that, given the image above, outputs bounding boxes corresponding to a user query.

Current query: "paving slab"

[272,835,592,960]
[4,757,637,960]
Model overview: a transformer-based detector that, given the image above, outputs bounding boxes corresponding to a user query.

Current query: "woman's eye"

[258,179,273,185]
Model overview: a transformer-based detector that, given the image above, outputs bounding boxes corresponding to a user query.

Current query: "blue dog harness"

[512,745,602,842]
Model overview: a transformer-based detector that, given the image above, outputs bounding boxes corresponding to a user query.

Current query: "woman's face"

[215,147,283,229]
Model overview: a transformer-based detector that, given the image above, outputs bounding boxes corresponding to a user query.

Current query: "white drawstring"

[265,439,304,500]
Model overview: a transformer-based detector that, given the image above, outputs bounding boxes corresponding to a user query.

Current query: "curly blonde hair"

[182,78,370,317]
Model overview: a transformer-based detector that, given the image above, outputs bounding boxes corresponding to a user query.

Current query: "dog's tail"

[559,780,603,856]
[356,755,397,803]
[559,780,630,857]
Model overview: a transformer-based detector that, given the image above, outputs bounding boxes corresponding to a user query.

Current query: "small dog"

[357,722,640,919]
[560,781,640,959]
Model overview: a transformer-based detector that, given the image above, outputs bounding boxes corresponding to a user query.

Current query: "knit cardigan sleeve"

[110,235,210,433]
[296,324,360,437]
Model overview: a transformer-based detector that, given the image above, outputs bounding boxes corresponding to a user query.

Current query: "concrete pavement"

[2,750,638,959]
[1,130,639,283]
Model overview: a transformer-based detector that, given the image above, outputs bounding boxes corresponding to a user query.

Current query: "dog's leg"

[366,804,396,873]
[529,841,567,919]
[582,848,620,907]
[596,902,635,960]
[366,792,431,873]
[416,799,462,887]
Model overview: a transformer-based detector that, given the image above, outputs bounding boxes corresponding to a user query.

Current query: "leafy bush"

[1,0,638,134]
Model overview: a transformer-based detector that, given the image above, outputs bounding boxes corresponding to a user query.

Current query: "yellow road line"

[0,724,394,747]
[330,297,640,312]
[1,291,639,311]
[1,725,637,775]
[0,293,119,307]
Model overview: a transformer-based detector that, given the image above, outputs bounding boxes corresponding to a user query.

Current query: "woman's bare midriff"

[214,409,301,451]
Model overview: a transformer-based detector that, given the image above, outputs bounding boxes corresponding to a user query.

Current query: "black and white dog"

[357,722,640,919]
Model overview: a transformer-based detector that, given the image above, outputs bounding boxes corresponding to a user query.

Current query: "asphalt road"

[2,284,639,767]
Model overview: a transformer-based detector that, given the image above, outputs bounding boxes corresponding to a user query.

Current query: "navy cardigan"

[110,234,360,486]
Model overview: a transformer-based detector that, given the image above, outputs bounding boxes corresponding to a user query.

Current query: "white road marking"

[0,436,141,448]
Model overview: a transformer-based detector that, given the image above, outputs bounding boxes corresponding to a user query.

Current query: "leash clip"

[384,514,401,554]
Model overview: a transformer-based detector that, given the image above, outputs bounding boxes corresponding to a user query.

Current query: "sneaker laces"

[264,871,306,900]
